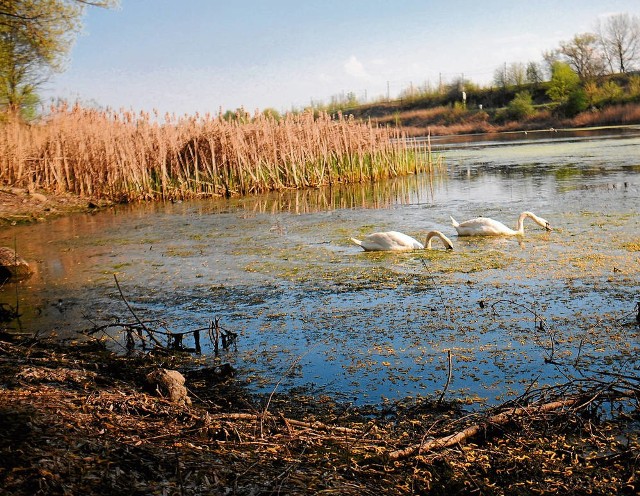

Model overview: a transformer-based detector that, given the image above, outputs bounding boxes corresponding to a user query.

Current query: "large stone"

[0,247,33,281]
[146,368,192,405]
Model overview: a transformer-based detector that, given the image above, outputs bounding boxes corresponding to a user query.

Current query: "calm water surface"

[2,128,639,406]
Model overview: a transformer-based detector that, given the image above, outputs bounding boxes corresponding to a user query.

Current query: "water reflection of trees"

[228,172,447,215]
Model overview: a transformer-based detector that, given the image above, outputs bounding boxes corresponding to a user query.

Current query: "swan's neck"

[516,211,546,233]
[515,213,528,234]
[425,231,453,249]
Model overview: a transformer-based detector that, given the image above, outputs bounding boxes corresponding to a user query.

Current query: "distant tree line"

[317,13,640,120]
[492,13,639,87]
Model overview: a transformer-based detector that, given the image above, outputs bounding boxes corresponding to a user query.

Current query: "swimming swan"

[450,211,551,236]
[351,230,454,251]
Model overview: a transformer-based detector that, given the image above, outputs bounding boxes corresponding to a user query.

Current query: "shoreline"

[1,331,637,495]
[0,187,112,228]
[1,127,639,493]
[2,123,638,229]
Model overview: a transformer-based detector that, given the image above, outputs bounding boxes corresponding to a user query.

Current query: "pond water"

[1,127,639,407]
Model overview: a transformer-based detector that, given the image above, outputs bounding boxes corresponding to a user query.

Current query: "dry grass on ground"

[1,334,638,495]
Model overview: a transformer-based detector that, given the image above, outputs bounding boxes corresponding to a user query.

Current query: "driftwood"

[386,396,580,461]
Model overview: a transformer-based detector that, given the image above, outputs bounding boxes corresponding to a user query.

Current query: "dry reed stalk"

[0,105,441,201]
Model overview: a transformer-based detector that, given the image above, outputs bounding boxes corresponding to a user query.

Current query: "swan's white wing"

[358,231,423,251]
[383,231,424,250]
[455,217,515,236]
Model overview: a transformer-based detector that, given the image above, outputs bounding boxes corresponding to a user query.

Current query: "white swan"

[351,230,454,251]
[450,211,551,236]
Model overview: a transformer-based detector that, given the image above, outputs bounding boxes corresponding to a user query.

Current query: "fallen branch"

[210,412,366,437]
[386,396,580,461]
[88,280,237,356]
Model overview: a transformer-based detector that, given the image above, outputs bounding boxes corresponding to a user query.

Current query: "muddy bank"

[1,333,639,495]
[0,187,111,227]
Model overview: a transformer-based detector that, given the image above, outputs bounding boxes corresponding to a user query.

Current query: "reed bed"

[0,104,442,201]
[568,101,640,128]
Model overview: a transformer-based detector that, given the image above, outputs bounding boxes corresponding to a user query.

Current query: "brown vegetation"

[1,334,638,495]
[0,104,440,203]
[1,99,637,210]
[374,102,640,137]
[569,102,640,127]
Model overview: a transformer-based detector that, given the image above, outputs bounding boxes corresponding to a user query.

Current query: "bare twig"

[437,350,453,406]
[261,344,320,435]
[113,274,163,347]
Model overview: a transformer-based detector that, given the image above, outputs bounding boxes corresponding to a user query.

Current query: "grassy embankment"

[0,105,441,203]
[352,100,640,137]
[342,73,640,137]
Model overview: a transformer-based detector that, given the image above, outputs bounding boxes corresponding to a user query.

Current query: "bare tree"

[493,64,507,89]
[559,33,606,80]
[525,61,544,84]
[598,13,640,73]
[493,62,526,88]
[506,62,527,86]
[541,49,560,79]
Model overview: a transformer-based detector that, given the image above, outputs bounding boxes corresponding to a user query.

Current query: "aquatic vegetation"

[1,129,638,418]
[623,241,640,251]
[0,105,442,201]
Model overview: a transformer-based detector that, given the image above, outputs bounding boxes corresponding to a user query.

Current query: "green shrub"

[546,62,580,104]
[561,88,589,117]
[598,81,624,104]
[506,91,535,120]
[629,75,640,97]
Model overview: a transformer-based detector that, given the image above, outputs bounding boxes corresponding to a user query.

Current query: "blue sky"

[44,0,640,115]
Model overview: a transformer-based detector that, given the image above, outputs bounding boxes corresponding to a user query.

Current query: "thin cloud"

[344,55,371,80]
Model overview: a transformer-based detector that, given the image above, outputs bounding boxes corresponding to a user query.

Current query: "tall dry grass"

[0,104,442,201]
[568,102,640,128]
